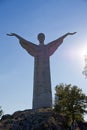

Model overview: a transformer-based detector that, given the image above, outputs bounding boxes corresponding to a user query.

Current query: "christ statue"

[7,32,76,109]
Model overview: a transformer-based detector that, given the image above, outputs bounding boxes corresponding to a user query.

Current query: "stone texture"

[0,108,67,130]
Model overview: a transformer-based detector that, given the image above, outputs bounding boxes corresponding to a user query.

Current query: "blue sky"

[0,0,87,120]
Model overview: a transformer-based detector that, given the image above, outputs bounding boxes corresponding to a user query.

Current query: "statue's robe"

[19,37,63,109]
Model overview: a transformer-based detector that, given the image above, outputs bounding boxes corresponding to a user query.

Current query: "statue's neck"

[39,42,44,46]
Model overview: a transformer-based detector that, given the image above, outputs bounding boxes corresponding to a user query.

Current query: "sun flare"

[81,49,87,57]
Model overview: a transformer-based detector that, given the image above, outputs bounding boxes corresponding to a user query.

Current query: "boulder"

[0,108,67,130]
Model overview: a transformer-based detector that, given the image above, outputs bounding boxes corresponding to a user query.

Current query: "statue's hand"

[68,32,77,35]
[7,33,16,36]
[7,33,21,40]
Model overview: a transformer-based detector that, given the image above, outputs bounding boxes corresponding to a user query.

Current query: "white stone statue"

[7,32,76,109]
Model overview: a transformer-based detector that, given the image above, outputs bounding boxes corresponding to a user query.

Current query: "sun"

[81,49,87,56]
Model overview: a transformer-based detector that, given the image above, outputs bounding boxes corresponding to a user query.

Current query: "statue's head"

[37,33,45,44]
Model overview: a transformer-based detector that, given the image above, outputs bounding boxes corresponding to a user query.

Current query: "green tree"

[54,83,87,121]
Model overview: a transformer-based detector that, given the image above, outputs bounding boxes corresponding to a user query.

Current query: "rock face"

[0,108,67,130]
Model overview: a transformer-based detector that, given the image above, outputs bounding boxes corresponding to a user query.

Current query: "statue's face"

[37,33,45,44]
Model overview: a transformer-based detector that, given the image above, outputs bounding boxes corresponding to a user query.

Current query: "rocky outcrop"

[0,108,67,130]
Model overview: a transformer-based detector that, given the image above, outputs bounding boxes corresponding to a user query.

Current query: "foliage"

[0,106,3,117]
[54,83,87,121]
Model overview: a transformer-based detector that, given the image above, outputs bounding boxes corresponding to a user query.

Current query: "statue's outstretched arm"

[59,32,77,39]
[47,32,77,56]
[7,33,38,56]
[7,33,34,44]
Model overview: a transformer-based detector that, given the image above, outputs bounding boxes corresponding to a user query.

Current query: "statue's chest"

[35,46,49,64]
[37,46,48,57]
